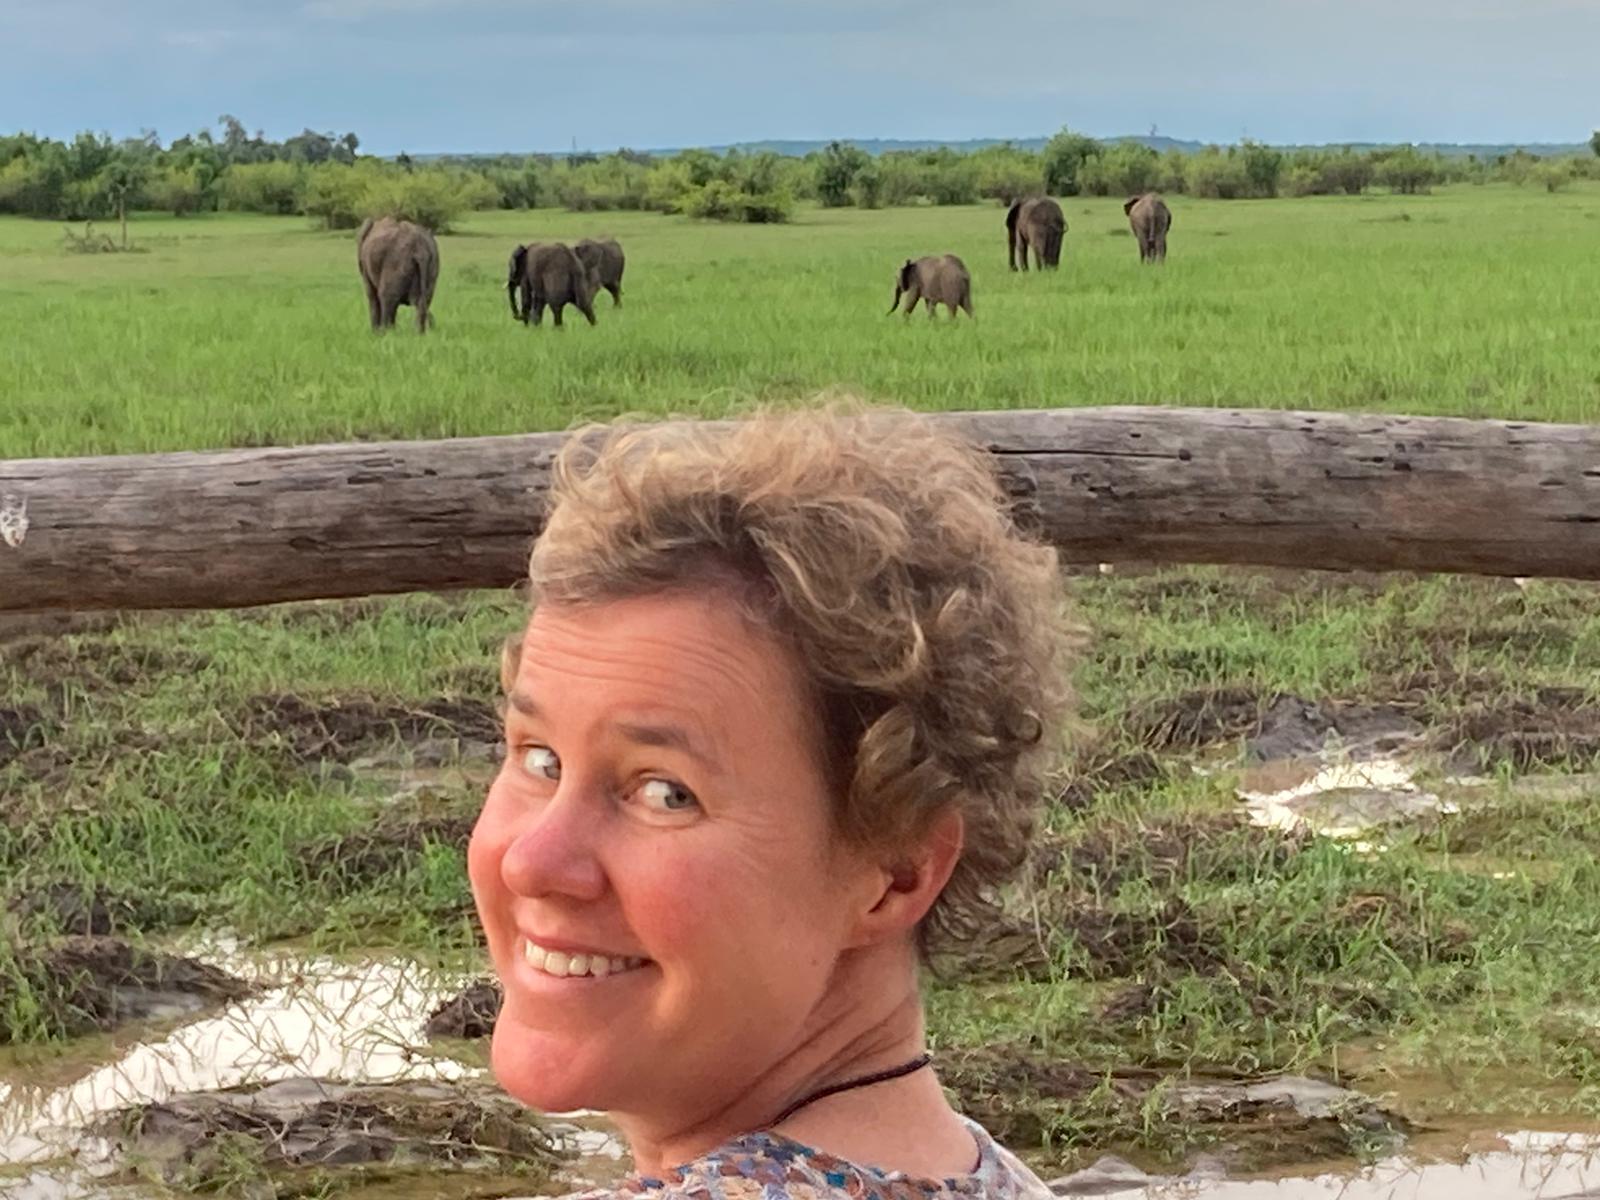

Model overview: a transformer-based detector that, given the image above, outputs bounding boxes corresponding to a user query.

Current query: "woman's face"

[468,589,878,1121]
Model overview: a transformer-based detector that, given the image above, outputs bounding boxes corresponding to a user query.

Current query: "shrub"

[145,165,209,215]
[850,159,884,209]
[219,161,303,214]
[1373,145,1441,195]
[971,144,1042,204]
[1079,142,1160,197]
[301,162,372,229]
[1042,127,1102,196]
[814,141,869,207]
[360,167,494,232]
[1186,147,1251,199]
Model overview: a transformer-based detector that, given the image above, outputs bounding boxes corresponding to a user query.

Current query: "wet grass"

[5,183,1600,459]
[5,570,1600,1173]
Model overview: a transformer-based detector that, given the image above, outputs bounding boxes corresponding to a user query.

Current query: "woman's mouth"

[521,939,648,979]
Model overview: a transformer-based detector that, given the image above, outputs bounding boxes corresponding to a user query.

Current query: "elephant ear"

[1123,196,1140,215]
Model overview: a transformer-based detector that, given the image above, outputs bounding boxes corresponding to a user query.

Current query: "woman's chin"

[489,1019,606,1114]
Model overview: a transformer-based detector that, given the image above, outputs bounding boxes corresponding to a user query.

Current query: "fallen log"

[2,407,1598,612]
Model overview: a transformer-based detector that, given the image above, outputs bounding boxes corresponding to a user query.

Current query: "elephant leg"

[579,297,598,326]
[552,302,565,328]
[379,290,399,329]
[415,291,430,334]
[925,298,936,318]
[608,284,621,307]
[364,280,381,330]
[531,296,546,326]
[901,286,921,316]
[1017,237,1029,272]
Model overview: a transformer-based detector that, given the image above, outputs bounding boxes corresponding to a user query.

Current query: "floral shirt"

[561,1120,1054,1200]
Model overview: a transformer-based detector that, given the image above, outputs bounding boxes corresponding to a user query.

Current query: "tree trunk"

[3,406,1599,613]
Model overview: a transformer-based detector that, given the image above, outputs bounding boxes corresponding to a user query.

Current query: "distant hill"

[417,135,1590,161]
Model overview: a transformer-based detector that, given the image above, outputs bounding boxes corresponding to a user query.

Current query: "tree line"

[5,119,1599,231]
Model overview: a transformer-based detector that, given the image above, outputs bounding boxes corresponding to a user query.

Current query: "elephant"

[1124,193,1173,263]
[357,216,439,333]
[887,255,973,319]
[507,242,597,327]
[574,237,625,307]
[1005,196,1065,271]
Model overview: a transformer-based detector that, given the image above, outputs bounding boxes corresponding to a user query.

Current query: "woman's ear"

[847,807,965,948]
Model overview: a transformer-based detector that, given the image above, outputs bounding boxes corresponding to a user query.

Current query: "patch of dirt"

[425,979,503,1039]
[0,637,210,691]
[2,937,254,1043]
[234,693,499,764]
[102,1076,561,1191]
[0,703,53,768]
[1054,749,1165,811]
[1130,687,1266,750]
[1031,813,1307,896]
[299,813,476,886]
[1061,900,1225,979]
[940,1044,1404,1168]
[1129,688,1424,762]
[1439,688,1600,771]
[6,882,199,937]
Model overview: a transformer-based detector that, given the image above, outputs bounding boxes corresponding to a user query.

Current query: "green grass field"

[4,186,1600,1189]
[6,184,1600,458]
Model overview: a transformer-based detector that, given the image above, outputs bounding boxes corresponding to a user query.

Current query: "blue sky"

[2,0,1595,154]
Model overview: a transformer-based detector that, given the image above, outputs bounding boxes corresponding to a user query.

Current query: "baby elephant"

[1124,193,1172,263]
[357,216,439,333]
[888,255,973,319]
[508,242,597,328]
[574,237,625,307]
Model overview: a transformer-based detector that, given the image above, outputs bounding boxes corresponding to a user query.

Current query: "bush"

[219,161,303,214]
[683,179,793,223]
[360,167,494,232]
[301,162,372,229]
[1373,146,1441,195]
[146,165,209,215]
[554,155,653,211]
[850,159,883,209]
[971,145,1042,203]
[877,155,926,206]
[1042,127,1102,196]
[1240,140,1284,198]
[1079,142,1160,197]
[1186,147,1251,199]
[1533,159,1576,193]
[814,141,869,207]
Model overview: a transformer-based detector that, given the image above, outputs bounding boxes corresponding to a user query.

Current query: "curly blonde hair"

[507,403,1073,955]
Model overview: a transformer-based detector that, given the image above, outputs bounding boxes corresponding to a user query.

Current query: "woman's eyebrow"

[505,692,717,768]
[614,720,718,769]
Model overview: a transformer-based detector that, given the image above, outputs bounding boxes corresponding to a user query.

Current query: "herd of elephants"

[354,191,1174,333]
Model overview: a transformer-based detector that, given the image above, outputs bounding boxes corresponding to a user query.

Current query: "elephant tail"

[1043,225,1063,267]
[356,217,375,247]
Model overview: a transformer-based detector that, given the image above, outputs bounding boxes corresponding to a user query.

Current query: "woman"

[468,404,1071,1200]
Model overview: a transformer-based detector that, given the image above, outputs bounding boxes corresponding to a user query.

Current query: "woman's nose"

[497,784,608,903]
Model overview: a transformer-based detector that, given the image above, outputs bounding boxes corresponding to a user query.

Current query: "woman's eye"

[521,745,561,781]
[637,778,699,814]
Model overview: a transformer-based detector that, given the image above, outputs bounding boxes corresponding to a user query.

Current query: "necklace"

[767,1053,933,1128]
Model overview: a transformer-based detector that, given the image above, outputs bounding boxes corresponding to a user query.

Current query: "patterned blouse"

[561,1120,1054,1200]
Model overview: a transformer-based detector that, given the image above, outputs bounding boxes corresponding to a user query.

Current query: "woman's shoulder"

[554,1123,1053,1200]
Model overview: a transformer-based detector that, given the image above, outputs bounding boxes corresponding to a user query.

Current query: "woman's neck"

[614,951,964,1178]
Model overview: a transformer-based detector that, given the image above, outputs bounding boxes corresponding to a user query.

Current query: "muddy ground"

[3,573,1599,1194]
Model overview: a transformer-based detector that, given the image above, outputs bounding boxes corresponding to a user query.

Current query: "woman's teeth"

[523,941,644,979]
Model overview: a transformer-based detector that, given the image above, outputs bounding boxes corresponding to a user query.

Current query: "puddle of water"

[1236,757,1460,841]
[1109,1131,1600,1198]
[0,944,475,1170]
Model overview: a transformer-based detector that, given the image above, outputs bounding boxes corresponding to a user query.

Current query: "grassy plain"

[5,183,1600,458]
[4,186,1600,1182]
